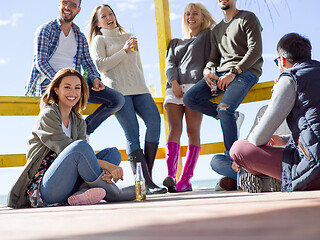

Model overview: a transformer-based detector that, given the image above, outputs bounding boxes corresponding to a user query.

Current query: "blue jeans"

[184,71,258,179]
[115,94,161,154]
[85,81,125,135]
[40,140,121,204]
[210,153,237,180]
[183,70,258,151]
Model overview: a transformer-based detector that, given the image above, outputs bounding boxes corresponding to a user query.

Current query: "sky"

[1,0,320,197]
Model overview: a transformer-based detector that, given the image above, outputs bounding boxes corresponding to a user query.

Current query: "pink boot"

[162,142,180,193]
[175,145,201,192]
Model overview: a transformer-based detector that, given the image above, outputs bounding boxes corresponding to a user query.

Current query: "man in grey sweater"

[183,0,263,190]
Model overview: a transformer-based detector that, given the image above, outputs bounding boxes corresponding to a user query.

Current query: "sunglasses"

[60,0,78,9]
[274,57,280,67]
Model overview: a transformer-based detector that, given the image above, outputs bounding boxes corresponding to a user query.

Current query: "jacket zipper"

[298,138,311,160]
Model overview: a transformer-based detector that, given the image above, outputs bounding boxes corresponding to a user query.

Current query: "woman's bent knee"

[114,93,125,111]
[108,147,122,166]
[70,140,91,151]
[96,147,122,166]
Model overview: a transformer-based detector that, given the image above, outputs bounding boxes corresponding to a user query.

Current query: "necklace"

[223,9,239,23]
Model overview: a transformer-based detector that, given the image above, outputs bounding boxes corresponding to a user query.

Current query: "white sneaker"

[235,111,245,138]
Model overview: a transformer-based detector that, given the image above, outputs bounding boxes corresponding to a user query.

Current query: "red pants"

[230,140,320,191]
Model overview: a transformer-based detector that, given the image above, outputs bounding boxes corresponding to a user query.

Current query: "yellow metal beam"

[154,0,172,99]
[210,81,273,104]
[0,142,225,167]
[0,82,272,116]
[0,154,26,167]
[154,0,172,152]
[0,97,164,116]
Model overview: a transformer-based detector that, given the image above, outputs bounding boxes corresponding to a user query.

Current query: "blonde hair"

[88,4,126,45]
[40,68,89,119]
[182,2,216,38]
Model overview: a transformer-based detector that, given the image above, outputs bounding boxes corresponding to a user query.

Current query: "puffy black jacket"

[281,59,320,191]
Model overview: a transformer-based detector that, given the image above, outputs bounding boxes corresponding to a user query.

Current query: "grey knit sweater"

[165,28,211,89]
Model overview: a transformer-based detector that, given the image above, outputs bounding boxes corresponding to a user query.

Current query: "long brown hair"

[88,4,126,45]
[182,2,216,38]
[40,68,89,118]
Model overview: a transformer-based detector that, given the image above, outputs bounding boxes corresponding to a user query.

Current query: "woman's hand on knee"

[104,165,124,183]
[98,159,124,183]
[102,171,113,183]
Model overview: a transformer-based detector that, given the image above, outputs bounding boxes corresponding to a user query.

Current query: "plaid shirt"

[26,18,100,96]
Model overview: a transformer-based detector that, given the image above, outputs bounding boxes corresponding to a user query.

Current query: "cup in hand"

[130,35,138,52]
[129,24,138,52]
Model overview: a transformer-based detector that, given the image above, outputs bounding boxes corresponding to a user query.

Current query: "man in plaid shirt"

[26,0,124,137]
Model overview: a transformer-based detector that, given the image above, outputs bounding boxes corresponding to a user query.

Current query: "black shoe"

[128,149,167,195]
[163,177,176,193]
[144,141,158,177]
[146,186,168,195]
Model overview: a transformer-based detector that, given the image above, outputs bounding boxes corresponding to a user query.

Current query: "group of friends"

[7,0,320,208]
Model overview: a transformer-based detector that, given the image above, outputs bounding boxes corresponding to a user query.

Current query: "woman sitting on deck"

[8,68,135,208]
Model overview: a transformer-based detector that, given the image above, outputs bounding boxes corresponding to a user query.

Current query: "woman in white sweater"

[88,4,166,195]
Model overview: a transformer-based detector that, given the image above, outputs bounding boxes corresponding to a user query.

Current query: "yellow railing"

[0,80,272,168]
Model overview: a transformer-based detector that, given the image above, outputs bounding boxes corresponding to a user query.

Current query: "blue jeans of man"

[40,140,121,204]
[210,153,237,180]
[41,79,125,135]
[115,94,161,154]
[85,80,125,135]
[183,71,258,179]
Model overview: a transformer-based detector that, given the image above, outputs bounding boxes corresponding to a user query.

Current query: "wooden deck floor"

[1,189,320,240]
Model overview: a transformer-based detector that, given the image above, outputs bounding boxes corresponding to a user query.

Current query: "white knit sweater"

[91,28,149,96]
